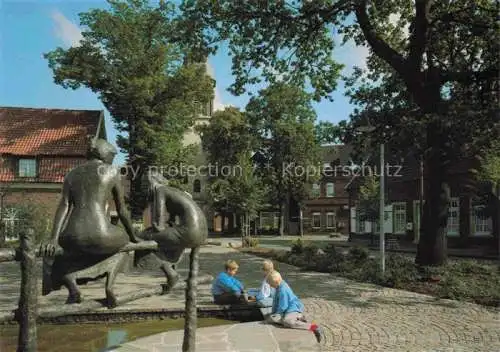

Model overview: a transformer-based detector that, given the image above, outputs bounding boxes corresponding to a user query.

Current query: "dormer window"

[18,158,37,177]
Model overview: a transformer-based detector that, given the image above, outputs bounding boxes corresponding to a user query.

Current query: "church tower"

[181,60,216,229]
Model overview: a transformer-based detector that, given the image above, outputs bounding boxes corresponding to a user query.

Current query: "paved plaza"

[1,245,499,351]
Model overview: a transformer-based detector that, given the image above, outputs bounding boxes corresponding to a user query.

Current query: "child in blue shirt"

[211,260,249,305]
[265,271,323,343]
[247,259,275,308]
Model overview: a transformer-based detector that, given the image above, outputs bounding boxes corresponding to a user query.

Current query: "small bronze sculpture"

[135,171,208,293]
[40,139,140,307]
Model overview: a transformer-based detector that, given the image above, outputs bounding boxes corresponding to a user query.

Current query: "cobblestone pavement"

[303,295,499,351]
[1,246,499,351]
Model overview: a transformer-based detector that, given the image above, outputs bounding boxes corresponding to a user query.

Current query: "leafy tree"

[288,120,323,236]
[478,141,500,252]
[178,0,499,265]
[0,183,12,247]
[1,202,53,245]
[315,120,349,145]
[245,83,321,236]
[198,107,267,236]
[480,141,500,189]
[45,0,214,219]
[357,175,380,230]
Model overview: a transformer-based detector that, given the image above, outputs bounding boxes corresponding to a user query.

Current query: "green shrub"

[2,203,53,244]
[291,238,305,255]
[448,259,496,276]
[383,254,419,288]
[347,246,370,263]
[302,244,319,269]
[256,242,500,307]
[437,275,473,301]
[287,253,307,267]
[324,243,338,257]
[242,237,259,248]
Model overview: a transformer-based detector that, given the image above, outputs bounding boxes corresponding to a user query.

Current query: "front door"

[213,215,222,232]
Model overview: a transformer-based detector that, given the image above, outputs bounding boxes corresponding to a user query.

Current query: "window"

[311,183,321,198]
[326,212,336,228]
[446,198,460,236]
[356,211,365,233]
[260,212,280,229]
[326,183,335,197]
[1,207,21,242]
[193,179,201,193]
[393,202,407,234]
[312,212,321,228]
[18,158,36,177]
[473,205,492,236]
[373,208,391,233]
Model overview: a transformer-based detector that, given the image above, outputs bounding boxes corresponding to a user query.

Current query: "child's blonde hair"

[267,270,282,285]
[225,260,239,271]
[262,259,274,272]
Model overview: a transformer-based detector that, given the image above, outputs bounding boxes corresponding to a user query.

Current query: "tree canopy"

[45,0,214,218]
[245,83,321,235]
[177,0,499,264]
[198,107,267,233]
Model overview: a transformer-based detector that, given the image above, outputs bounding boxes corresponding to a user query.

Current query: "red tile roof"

[0,107,102,156]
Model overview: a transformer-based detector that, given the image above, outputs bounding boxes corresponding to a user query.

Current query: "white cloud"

[51,10,83,47]
[205,61,227,112]
[334,34,370,73]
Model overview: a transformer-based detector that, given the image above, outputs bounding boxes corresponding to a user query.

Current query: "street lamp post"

[356,125,385,274]
[379,142,385,274]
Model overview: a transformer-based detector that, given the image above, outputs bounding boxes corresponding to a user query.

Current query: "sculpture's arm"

[152,186,167,231]
[40,179,70,256]
[112,180,140,243]
[50,179,71,243]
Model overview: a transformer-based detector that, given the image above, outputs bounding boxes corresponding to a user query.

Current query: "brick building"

[0,106,106,241]
[256,145,353,235]
[299,145,353,234]
[347,150,497,247]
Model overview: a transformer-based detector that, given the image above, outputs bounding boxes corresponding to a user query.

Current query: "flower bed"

[240,240,500,307]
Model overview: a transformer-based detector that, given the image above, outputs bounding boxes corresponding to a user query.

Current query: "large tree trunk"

[415,130,450,266]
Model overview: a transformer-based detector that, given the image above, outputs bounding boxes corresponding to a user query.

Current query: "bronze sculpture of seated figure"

[40,138,140,307]
[134,171,208,293]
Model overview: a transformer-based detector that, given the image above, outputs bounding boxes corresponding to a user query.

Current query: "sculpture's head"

[88,138,117,164]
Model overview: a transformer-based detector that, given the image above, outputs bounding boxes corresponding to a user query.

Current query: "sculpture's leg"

[105,253,127,308]
[160,261,179,294]
[62,274,82,304]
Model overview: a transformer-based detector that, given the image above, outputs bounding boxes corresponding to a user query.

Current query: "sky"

[0,0,369,165]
